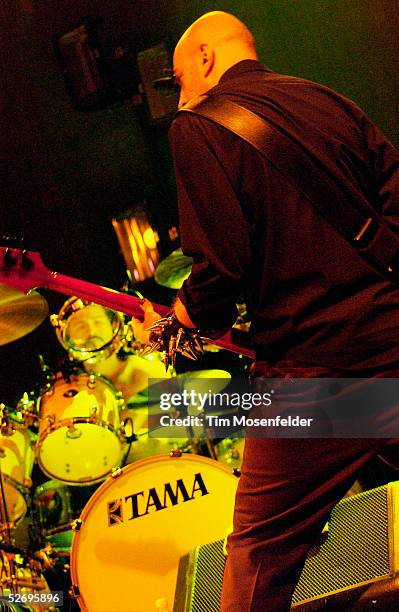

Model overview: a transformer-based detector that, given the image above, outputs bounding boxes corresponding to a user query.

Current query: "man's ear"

[198,43,214,77]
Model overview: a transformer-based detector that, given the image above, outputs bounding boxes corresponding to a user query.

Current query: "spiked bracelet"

[141,313,203,370]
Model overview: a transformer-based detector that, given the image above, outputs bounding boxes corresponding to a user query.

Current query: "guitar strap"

[179,94,399,285]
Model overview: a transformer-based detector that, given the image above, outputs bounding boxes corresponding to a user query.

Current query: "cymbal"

[181,369,231,395]
[0,284,48,346]
[154,248,192,289]
[127,369,231,408]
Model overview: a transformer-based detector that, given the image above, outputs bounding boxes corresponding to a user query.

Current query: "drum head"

[38,423,122,484]
[38,373,123,484]
[70,454,238,612]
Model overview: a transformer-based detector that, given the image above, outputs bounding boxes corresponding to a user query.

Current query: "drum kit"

[0,249,248,611]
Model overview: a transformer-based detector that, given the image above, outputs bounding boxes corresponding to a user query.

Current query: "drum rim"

[33,478,72,496]
[36,417,124,485]
[69,452,239,608]
[35,446,122,486]
[36,417,125,486]
[38,370,121,398]
[37,415,122,442]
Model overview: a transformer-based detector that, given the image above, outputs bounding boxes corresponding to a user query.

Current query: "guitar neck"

[45,272,255,359]
[47,272,169,318]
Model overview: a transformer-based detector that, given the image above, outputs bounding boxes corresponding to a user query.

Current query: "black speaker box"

[174,481,399,611]
[137,43,178,123]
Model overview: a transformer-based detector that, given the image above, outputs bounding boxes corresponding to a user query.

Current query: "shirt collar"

[218,60,273,84]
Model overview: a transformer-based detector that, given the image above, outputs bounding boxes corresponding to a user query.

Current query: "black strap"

[179,95,399,284]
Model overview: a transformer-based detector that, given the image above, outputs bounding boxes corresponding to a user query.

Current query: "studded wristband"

[141,313,203,370]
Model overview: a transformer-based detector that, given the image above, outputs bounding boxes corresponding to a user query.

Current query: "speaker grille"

[292,485,390,602]
[190,540,226,612]
[180,483,393,611]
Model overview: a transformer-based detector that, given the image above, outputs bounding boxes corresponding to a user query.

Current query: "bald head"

[173,11,258,108]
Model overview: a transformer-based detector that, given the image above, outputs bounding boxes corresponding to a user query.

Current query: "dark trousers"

[220,363,399,611]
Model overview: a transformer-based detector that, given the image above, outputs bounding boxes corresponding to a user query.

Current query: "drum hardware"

[39,415,124,435]
[0,404,15,437]
[70,519,82,532]
[119,417,137,468]
[120,318,145,354]
[0,456,17,558]
[87,373,96,389]
[33,544,58,571]
[66,424,82,439]
[120,416,135,443]
[110,467,122,478]
[29,477,98,599]
[69,584,80,599]
[0,546,54,608]
[38,353,52,376]
[16,392,39,428]
[0,401,34,435]
[204,436,218,461]
[0,521,16,541]
[215,437,246,471]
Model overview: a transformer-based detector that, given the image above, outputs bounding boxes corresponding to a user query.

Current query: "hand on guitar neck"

[130,298,163,344]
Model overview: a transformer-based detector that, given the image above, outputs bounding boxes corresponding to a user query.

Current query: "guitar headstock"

[0,246,52,293]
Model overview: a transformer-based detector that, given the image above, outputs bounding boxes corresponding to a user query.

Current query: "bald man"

[157,11,399,611]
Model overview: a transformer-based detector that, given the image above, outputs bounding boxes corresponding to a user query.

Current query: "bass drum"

[70,454,238,612]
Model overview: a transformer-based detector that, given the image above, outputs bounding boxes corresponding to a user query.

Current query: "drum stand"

[0,455,21,594]
[0,452,14,547]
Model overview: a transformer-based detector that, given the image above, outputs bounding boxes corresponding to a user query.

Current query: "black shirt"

[169,60,399,371]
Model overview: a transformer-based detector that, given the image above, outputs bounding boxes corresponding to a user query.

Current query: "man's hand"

[130,298,162,344]
[173,296,197,328]
[130,296,197,346]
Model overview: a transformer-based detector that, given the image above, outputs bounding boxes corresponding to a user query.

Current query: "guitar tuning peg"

[22,250,33,270]
[3,248,17,267]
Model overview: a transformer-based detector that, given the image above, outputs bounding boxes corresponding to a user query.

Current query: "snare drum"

[36,372,125,485]
[70,454,239,612]
[0,425,34,523]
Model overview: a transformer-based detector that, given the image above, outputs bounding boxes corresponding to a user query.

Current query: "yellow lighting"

[112,205,160,283]
[143,228,157,249]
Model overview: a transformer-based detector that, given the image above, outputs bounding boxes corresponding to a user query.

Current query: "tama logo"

[107,472,209,526]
